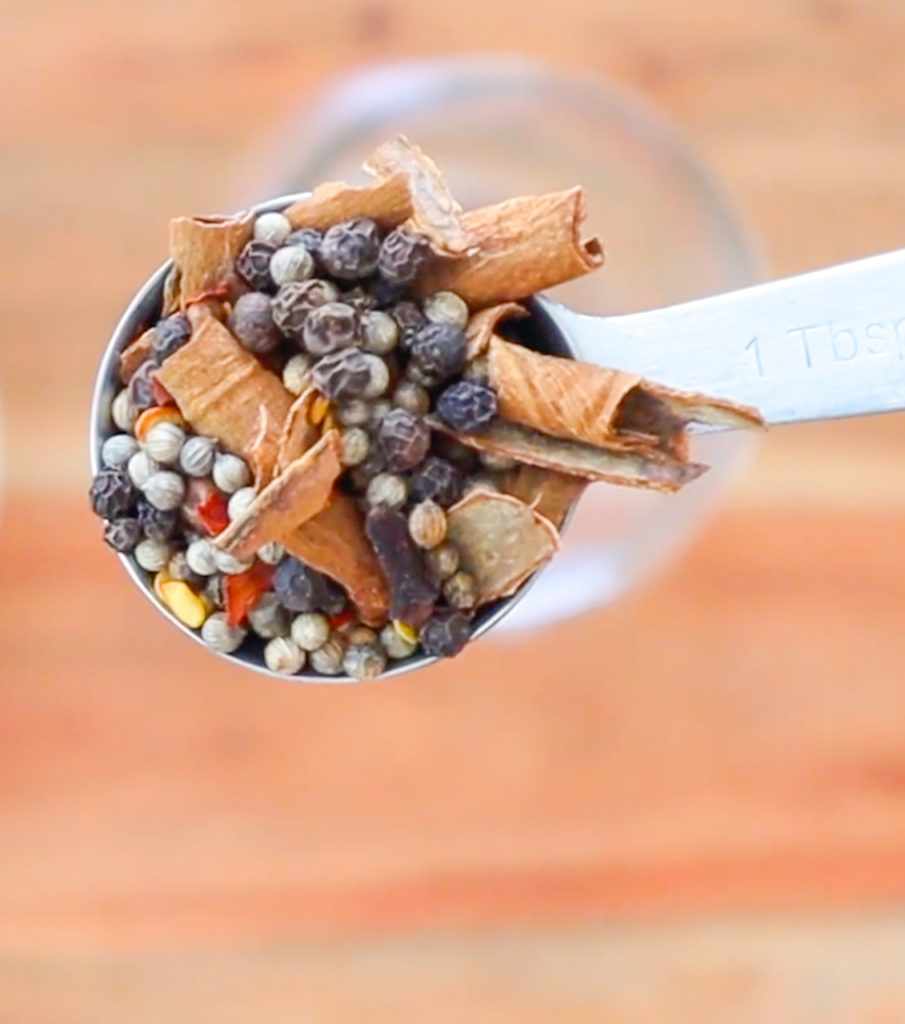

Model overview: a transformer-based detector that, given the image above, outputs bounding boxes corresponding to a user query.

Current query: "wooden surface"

[4,0,905,1020]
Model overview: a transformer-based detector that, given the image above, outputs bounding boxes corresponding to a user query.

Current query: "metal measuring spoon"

[90,192,905,682]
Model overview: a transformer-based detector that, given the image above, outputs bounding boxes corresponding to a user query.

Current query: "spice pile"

[90,138,762,680]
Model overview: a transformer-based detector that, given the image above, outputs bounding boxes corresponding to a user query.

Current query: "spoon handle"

[553,247,905,426]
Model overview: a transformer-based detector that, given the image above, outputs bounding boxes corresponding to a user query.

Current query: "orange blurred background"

[3,1,905,1021]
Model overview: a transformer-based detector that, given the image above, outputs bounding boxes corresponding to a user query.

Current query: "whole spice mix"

[91,136,762,680]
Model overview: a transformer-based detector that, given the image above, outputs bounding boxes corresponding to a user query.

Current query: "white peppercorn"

[366,472,408,509]
[111,388,138,431]
[309,634,346,675]
[360,310,399,355]
[462,355,489,383]
[257,541,284,565]
[212,548,254,575]
[201,612,246,654]
[478,450,517,471]
[343,643,387,681]
[442,570,477,609]
[337,399,370,426]
[227,486,257,521]
[186,538,218,576]
[269,245,315,286]
[380,623,417,660]
[248,592,290,639]
[392,379,430,417]
[142,470,185,511]
[212,452,251,493]
[253,211,291,246]
[424,541,460,582]
[101,433,139,469]
[264,636,306,675]
[361,354,390,399]
[408,499,447,549]
[143,422,185,465]
[368,399,392,427]
[423,290,469,329]
[127,450,159,489]
[340,427,370,467]
[282,353,311,396]
[134,537,170,572]
[291,612,331,651]
[179,435,216,478]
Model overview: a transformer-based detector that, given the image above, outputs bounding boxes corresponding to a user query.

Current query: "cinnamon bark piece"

[212,432,342,560]
[446,490,560,605]
[155,317,293,484]
[429,416,705,493]
[500,465,587,529]
[416,188,603,308]
[488,337,763,456]
[283,493,390,626]
[489,336,642,447]
[465,303,527,360]
[168,212,254,309]
[364,136,471,256]
[118,327,156,384]
[283,174,413,232]
[275,386,318,475]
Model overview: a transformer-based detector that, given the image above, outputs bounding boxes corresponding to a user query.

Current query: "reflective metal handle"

[555,248,905,426]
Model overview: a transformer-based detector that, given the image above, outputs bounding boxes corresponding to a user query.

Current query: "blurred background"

[3,1,905,1021]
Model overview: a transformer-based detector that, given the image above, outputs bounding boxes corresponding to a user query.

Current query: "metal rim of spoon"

[90,191,905,683]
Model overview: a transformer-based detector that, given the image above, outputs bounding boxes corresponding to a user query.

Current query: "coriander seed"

[442,570,478,610]
[345,624,378,647]
[111,389,138,432]
[143,422,185,466]
[423,290,469,329]
[142,470,185,511]
[340,427,370,467]
[365,472,408,510]
[282,354,311,396]
[408,499,447,549]
[253,211,291,246]
[264,636,305,675]
[201,612,246,654]
[134,536,171,572]
[269,245,315,286]
[424,540,460,582]
[179,435,216,478]
[360,310,399,355]
[392,379,430,417]
[337,399,370,427]
[248,593,290,638]
[290,612,331,651]
[309,634,346,675]
[256,541,284,565]
[212,548,254,575]
[186,538,218,576]
[380,622,417,660]
[343,642,387,681]
[227,486,256,521]
[101,433,139,470]
[212,453,250,493]
[124,457,162,506]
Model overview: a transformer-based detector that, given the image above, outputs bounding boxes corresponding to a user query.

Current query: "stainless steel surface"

[91,194,905,684]
[546,247,905,426]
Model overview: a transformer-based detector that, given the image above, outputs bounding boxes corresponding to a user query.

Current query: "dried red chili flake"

[329,607,355,631]
[224,561,275,627]
[183,478,230,536]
